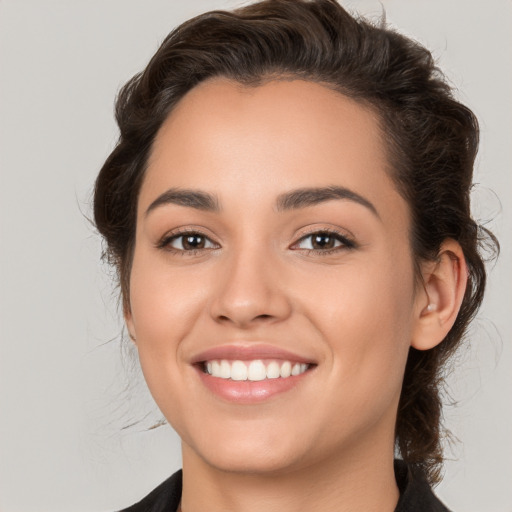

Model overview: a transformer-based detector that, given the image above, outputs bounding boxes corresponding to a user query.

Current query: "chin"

[200,447,305,476]
[184,424,313,476]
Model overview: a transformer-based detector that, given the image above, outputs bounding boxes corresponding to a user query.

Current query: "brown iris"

[310,232,337,250]
[182,234,206,250]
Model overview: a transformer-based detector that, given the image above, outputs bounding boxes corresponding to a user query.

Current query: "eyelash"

[157,228,356,257]
[291,229,356,255]
[157,228,219,256]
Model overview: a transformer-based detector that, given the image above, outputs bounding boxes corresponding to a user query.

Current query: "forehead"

[142,78,405,226]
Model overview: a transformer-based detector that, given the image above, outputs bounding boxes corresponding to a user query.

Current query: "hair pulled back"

[94,0,497,484]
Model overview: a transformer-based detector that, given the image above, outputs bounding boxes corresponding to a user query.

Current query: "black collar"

[394,460,450,511]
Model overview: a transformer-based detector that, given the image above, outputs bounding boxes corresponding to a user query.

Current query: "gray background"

[0,1,510,511]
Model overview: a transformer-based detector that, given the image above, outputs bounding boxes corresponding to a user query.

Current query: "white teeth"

[248,360,267,381]
[280,361,292,378]
[231,360,248,381]
[220,360,231,379]
[266,361,281,379]
[205,359,310,381]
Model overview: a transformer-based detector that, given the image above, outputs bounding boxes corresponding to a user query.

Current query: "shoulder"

[394,460,451,512]
[117,470,182,512]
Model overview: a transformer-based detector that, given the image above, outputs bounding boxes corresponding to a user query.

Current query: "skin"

[126,78,467,512]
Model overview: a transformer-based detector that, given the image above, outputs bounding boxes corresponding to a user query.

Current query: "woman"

[94,0,497,510]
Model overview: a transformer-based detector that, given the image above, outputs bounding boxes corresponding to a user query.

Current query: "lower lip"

[195,366,312,404]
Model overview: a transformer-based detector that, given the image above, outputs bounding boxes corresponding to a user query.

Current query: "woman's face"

[127,78,423,474]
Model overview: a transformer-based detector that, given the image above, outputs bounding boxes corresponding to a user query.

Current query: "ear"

[411,239,468,351]
[124,303,137,345]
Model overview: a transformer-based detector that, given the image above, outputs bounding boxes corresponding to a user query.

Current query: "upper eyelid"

[292,229,356,252]
[159,226,216,240]
[296,229,348,240]
[157,228,219,249]
[292,228,355,245]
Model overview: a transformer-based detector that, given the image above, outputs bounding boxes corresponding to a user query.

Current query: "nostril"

[256,314,273,320]
[215,313,274,325]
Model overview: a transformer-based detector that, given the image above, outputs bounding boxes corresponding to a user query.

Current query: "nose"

[209,246,292,329]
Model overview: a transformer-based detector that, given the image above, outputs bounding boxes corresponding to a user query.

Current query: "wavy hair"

[94,0,498,483]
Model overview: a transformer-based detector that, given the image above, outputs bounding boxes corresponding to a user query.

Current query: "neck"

[180,435,399,512]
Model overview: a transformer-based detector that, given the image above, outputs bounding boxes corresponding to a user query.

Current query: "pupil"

[184,235,204,249]
[313,233,333,249]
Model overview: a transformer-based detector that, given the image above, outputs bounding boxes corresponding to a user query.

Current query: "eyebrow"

[145,185,379,218]
[275,186,379,217]
[145,188,220,216]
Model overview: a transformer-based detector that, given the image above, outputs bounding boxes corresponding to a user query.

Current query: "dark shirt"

[119,460,450,511]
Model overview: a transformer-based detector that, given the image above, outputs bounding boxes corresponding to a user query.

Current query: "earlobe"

[127,329,137,343]
[411,239,468,351]
[124,307,137,344]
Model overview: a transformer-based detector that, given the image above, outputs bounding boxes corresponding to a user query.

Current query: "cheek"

[302,250,415,396]
[127,248,213,381]
[127,250,206,418]
[305,246,414,325]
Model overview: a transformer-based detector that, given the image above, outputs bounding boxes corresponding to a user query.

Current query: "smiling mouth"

[201,359,312,381]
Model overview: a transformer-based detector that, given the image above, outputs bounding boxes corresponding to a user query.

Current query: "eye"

[292,230,355,253]
[159,231,219,252]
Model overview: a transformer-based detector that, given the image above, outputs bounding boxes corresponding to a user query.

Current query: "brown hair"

[94,0,498,483]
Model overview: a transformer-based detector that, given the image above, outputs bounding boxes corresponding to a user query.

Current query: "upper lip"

[190,344,316,365]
